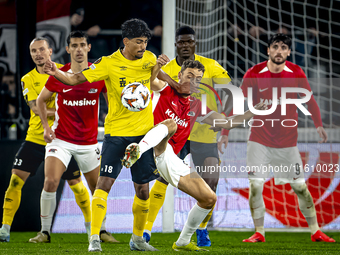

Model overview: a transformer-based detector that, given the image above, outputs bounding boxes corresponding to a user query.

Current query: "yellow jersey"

[82,49,156,136]
[21,63,63,145]
[162,54,231,143]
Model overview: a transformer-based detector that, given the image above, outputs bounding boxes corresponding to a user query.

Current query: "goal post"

[162,0,176,233]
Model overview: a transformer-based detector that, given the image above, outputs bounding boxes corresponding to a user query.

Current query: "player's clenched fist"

[43,125,56,143]
[43,59,57,76]
[156,54,170,67]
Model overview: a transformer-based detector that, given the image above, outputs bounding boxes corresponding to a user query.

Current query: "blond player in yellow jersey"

[143,26,232,247]
[42,19,190,252]
[0,37,103,243]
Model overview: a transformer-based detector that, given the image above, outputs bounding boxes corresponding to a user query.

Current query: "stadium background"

[0,0,339,234]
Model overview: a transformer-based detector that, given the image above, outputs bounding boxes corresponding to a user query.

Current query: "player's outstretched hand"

[178,80,200,95]
[316,126,328,143]
[44,126,56,143]
[43,59,57,76]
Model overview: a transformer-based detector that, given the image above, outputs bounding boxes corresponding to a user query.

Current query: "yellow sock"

[198,204,215,229]
[2,174,25,226]
[132,195,150,237]
[91,189,108,236]
[69,181,91,223]
[145,180,167,232]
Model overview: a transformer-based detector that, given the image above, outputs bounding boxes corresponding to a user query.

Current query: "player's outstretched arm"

[44,59,87,86]
[36,87,56,143]
[151,54,169,91]
[202,102,267,130]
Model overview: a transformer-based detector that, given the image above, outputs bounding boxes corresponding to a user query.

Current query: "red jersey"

[45,63,106,145]
[152,85,212,155]
[241,60,323,148]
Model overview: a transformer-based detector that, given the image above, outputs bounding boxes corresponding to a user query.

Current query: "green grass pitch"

[0,231,339,254]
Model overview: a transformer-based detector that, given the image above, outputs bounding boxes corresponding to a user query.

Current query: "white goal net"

[174,0,340,231]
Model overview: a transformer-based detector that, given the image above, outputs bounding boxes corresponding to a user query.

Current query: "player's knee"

[162,119,177,137]
[67,178,81,187]
[135,184,149,200]
[205,192,217,209]
[249,179,265,197]
[43,177,60,192]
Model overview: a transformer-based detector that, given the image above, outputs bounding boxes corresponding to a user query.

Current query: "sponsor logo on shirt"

[142,62,151,69]
[165,109,188,128]
[259,87,268,92]
[63,88,72,93]
[120,66,127,71]
[88,88,98,93]
[63,98,97,106]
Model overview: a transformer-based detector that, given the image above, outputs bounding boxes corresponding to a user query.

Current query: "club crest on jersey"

[142,62,151,69]
[88,88,98,93]
[187,111,195,116]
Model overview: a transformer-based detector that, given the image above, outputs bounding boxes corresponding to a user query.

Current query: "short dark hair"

[181,60,205,73]
[121,19,152,40]
[268,33,292,49]
[31,37,51,48]
[66,30,89,46]
[176,26,195,38]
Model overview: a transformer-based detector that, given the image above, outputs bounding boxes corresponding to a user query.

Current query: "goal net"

[174,0,340,231]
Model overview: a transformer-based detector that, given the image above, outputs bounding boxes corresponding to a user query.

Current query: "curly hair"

[121,19,152,40]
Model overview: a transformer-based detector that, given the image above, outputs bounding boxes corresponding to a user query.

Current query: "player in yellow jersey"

[143,26,232,247]
[0,37,95,243]
[42,19,189,252]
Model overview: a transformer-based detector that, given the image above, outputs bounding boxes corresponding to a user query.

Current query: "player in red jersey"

[122,58,266,251]
[228,33,334,243]
[32,31,118,243]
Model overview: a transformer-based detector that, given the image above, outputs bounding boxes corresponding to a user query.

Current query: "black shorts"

[100,135,159,184]
[179,140,219,168]
[13,141,80,180]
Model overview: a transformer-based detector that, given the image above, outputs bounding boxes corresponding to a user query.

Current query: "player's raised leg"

[122,121,174,168]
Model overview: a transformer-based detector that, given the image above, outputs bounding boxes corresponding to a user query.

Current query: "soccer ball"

[121,82,151,112]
